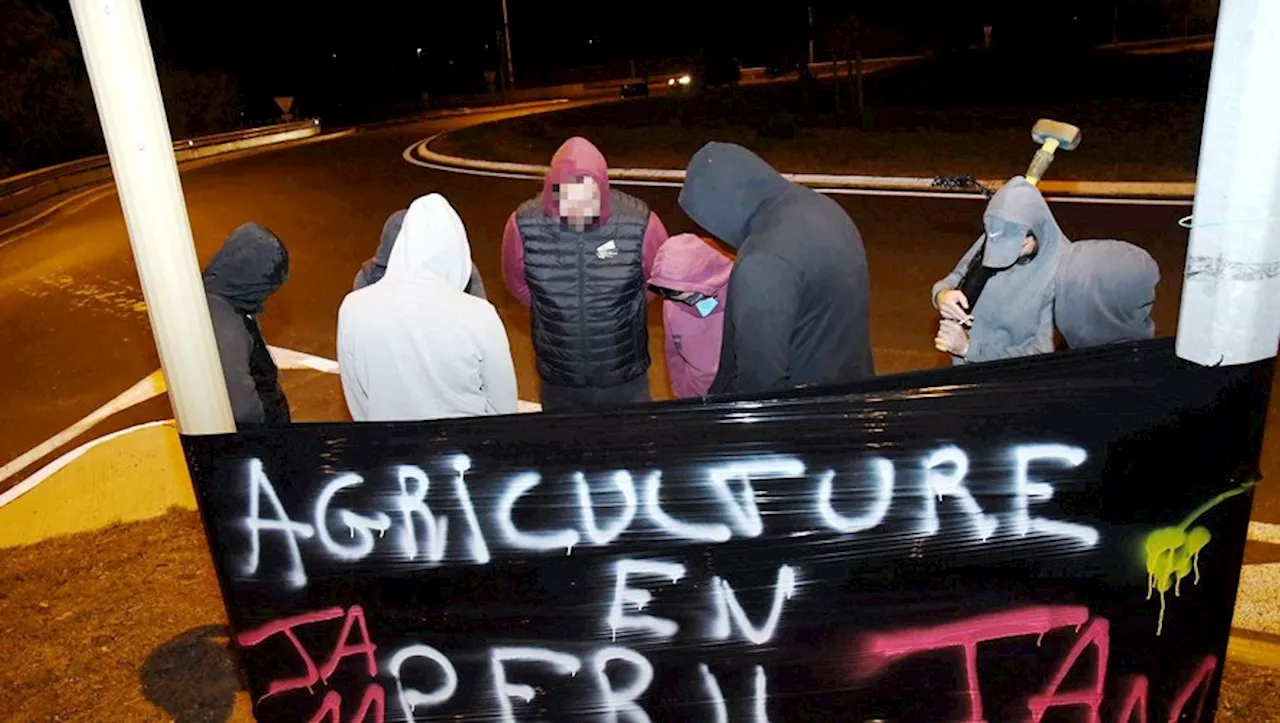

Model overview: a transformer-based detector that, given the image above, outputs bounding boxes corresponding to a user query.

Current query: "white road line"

[0,346,543,492]
[0,420,173,508]
[403,139,1194,206]
[0,347,332,488]
[0,371,165,488]
[268,345,340,374]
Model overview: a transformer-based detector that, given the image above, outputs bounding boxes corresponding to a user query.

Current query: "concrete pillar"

[1176,0,1280,367]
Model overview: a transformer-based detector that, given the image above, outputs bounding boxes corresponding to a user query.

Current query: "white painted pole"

[68,0,235,435]
[1176,0,1280,367]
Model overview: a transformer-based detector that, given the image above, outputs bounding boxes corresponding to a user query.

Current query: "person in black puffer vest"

[202,222,291,427]
[501,137,670,412]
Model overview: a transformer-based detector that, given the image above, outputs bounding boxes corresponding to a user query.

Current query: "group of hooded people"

[198,138,1159,428]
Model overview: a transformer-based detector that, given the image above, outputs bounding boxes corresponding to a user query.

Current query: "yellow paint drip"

[1140,480,1256,636]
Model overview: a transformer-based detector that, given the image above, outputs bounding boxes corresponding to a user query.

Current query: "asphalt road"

[0,103,1276,532]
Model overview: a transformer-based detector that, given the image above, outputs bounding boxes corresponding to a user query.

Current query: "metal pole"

[808,5,816,65]
[1176,0,1280,366]
[68,0,235,435]
[501,0,515,90]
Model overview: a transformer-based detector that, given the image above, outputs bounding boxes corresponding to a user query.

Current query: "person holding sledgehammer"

[931,120,1079,364]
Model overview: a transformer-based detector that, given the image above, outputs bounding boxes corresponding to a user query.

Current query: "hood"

[542,137,612,222]
[202,222,289,314]
[383,194,472,289]
[981,176,1069,269]
[679,142,791,249]
[649,233,733,297]
[364,209,406,284]
[1055,239,1159,348]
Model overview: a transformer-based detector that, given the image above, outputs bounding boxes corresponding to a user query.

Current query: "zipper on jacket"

[578,234,588,385]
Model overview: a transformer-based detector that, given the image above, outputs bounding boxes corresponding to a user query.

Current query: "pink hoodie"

[648,234,733,398]
[501,137,668,306]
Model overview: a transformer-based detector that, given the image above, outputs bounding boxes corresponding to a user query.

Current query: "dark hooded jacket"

[1055,239,1159,348]
[355,209,487,299]
[203,223,290,426]
[679,142,874,394]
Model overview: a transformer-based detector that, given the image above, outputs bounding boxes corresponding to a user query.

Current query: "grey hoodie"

[355,209,487,299]
[931,176,1070,364]
[1055,239,1159,348]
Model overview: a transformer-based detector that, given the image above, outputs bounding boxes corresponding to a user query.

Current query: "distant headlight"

[668,78,676,86]
[678,75,692,86]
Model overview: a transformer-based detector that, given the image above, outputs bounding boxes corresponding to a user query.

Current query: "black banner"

[184,339,1271,722]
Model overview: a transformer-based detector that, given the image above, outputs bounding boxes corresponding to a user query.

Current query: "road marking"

[0,419,174,508]
[404,139,1194,207]
[0,371,166,489]
[267,344,339,374]
[0,346,543,492]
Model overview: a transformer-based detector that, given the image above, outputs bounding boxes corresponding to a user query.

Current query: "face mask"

[694,297,719,317]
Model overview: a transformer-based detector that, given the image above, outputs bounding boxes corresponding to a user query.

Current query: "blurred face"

[556,175,602,231]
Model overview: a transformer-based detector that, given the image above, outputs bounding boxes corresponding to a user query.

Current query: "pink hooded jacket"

[648,234,733,398]
[501,137,668,306]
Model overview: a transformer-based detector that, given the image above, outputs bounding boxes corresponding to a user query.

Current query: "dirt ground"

[0,511,252,722]
[1,509,1276,722]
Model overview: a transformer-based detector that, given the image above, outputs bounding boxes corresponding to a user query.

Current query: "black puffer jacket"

[202,223,291,426]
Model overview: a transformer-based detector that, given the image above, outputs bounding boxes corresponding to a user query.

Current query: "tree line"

[1,0,247,177]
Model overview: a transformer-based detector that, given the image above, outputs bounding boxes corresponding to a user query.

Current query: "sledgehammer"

[1024,118,1081,185]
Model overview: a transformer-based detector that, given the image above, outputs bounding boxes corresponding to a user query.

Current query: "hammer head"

[1031,118,1081,151]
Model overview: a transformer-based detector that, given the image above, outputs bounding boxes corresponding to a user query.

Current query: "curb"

[0,420,193,549]
[413,135,1196,202]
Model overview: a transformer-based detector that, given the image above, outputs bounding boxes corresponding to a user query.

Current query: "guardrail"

[0,120,322,220]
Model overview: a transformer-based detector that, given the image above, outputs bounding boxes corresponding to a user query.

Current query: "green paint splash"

[1143,479,1257,636]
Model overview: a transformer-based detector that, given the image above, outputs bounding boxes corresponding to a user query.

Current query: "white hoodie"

[337,194,518,421]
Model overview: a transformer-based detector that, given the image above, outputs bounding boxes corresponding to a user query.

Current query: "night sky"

[27,0,1209,116]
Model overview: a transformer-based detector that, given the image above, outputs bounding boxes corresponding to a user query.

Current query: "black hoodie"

[679,143,874,394]
[202,222,291,426]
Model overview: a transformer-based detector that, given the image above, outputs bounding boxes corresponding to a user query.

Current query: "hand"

[936,289,974,326]
[935,319,970,357]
